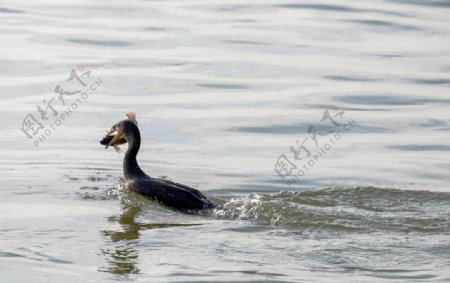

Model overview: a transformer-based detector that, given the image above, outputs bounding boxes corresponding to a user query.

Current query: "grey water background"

[1,0,450,282]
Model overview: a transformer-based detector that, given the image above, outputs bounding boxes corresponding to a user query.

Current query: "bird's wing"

[156,178,204,198]
[130,178,209,210]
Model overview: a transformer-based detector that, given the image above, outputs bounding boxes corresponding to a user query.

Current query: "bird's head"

[100,112,138,152]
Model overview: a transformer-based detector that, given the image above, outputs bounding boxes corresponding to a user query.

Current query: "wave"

[214,187,450,233]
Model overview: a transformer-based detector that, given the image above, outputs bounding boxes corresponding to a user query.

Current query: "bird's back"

[127,177,215,211]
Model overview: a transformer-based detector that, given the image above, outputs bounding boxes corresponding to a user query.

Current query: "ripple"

[275,4,358,12]
[66,38,132,47]
[225,40,270,46]
[408,78,450,85]
[412,118,448,128]
[144,26,166,32]
[388,0,450,8]
[16,247,74,264]
[196,83,250,90]
[324,75,379,82]
[386,144,450,151]
[0,7,23,14]
[0,251,24,258]
[274,3,409,16]
[335,95,450,106]
[343,19,422,31]
[229,122,391,134]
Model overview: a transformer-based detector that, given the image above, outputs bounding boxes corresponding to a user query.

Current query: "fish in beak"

[100,112,138,153]
[100,126,124,152]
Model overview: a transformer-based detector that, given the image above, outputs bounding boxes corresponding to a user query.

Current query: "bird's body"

[127,177,214,210]
[102,119,214,211]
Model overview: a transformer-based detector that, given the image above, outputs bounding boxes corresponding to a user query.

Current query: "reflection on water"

[100,200,203,275]
[100,205,141,275]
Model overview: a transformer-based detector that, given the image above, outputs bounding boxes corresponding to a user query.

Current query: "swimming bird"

[101,117,215,211]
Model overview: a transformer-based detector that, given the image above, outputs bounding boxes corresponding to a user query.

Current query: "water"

[1,0,449,282]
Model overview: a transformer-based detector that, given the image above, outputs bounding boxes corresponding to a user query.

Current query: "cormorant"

[100,115,215,211]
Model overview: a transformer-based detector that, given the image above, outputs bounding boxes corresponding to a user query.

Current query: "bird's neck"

[123,129,147,180]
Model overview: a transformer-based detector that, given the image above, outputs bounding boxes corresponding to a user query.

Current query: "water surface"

[1,0,449,282]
